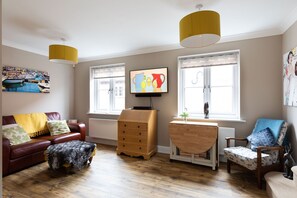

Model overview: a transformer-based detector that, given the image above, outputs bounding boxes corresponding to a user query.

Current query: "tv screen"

[130,67,168,94]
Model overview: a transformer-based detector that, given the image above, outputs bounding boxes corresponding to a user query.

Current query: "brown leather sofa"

[2,112,86,176]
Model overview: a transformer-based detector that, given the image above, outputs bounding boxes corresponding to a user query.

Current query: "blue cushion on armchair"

[252,118,284,141]
[247,127,276,151]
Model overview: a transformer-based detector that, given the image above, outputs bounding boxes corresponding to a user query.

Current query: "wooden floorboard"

[3,144,268,198]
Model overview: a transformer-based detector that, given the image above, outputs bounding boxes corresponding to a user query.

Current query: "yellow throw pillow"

[2,124,31,145]
[47,120,71,136]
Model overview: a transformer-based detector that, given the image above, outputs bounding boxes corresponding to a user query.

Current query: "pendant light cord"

[196,4,203,11]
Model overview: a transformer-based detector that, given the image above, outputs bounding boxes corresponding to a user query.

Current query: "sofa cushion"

[38,132,81,144]
[47,120,71,136]
[45,112,61,121]
[2,112,61,126]
[10,139,51,159]
[2,124,31,145]
[13,113,49,137]
[2,115,17,125]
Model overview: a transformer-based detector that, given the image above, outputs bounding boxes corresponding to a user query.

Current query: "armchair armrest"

[2,137,11,176]
[257,146,284,152]
[256,146,284,171]
[67,122,86,141]
[225,137,248,147]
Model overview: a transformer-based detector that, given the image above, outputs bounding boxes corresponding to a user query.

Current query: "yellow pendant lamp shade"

[180,10,220,48]
[49,44,78,64]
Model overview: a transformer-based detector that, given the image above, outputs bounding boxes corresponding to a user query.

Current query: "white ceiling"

[3,0,297,62]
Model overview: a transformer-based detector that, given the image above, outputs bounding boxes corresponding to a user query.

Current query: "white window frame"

[178,50,240,119]
[89,63,125,114]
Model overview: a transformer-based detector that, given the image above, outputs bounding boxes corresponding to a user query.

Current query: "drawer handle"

[123,138,125,141]
[139,147,142,150]
[124,124,126,127]
[138,126,140,128]
[139,140,141,143]
[123,131,125,133]
[139,132,141,135]
[123,144,125,147]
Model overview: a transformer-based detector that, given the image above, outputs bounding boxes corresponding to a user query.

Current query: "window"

[178,50,240,119]
[90,63,125,114]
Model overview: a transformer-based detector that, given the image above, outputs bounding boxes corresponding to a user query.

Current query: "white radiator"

[218,127,235,161]
[89,118,118,140]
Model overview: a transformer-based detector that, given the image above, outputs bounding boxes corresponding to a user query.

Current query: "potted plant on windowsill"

[180,108,189,123]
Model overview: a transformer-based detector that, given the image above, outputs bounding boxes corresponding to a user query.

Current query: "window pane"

[95,79,110,111]
[210,87,233,114]
[184,68,204,87]
[113,77,125,111]
[90,64,125,114]
[179,51,239,119]
[210,65,233,86]
[184,87,204,114]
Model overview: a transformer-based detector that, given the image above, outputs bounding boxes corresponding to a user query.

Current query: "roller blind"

[92,63,125,79]
[179,52,239,69]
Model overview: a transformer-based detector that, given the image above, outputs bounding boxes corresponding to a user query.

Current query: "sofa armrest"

[225,137,248,147]
[2,137,11,176]
[67,123,86,141]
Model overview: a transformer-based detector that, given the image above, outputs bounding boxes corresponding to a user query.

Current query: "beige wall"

[282,20,297,160]
[2,46,75,120]
[75,35,283,147]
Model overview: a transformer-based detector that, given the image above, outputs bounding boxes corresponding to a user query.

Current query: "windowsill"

[87,112,121,116]
[173,117,246,123]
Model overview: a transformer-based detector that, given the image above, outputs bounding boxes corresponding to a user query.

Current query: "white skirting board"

[157,145,170,154]
[89,118,118,140]
[86,136,117,146]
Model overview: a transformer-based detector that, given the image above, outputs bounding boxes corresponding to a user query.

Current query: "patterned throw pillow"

[47,120,70,136]
[247,127,276,151]
[277,122,288,146]
[2,124,31,145]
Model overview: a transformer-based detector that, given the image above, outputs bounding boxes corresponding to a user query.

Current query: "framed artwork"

[283,47,297,106]
[130,67,168,94]
[2,65,50,93]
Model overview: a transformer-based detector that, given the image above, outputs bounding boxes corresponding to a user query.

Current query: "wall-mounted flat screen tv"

[130,67,168,95]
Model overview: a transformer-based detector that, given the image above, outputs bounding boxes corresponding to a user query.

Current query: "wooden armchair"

[224,118,288,189]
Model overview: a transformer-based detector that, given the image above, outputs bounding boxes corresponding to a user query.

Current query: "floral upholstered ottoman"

[45,140,96,171]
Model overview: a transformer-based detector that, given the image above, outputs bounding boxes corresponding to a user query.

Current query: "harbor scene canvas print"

[2,65,50,93]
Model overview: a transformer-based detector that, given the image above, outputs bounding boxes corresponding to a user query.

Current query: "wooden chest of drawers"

[117,109,157,159]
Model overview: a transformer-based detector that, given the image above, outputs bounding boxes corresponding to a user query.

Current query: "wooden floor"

[3,144,268,198]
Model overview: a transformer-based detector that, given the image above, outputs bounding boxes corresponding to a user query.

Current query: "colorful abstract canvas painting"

[130,67,168,94]
[283,47,297,106]
[2,65,50,93]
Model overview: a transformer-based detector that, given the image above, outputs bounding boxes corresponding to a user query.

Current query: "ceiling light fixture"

[179,4,221,48]
[49,39,78,64]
